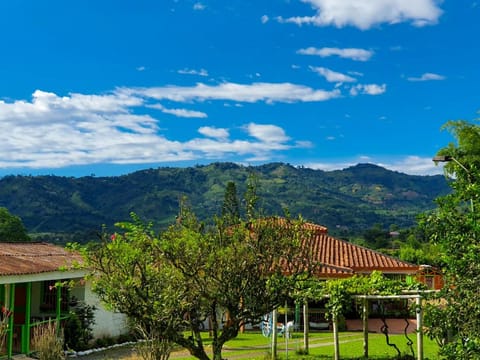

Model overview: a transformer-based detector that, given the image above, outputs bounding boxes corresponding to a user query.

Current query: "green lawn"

[171,331,441,359]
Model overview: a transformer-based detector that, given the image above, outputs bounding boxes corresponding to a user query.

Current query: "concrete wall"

[83,280,129,339]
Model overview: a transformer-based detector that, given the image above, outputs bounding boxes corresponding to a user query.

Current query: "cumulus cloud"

[193,2,205,10]
[0,89,312,169]
[280,0,443,30]
[304,155,444,175]
[245,123,290,144]
[297,47,373,61]
[120,82,341,103]
[148,103,207,118]
[407,72,446,81]
[310,66,357,83]
[261,15,269,24]
[350,84,387,96]
[198,126,229,139]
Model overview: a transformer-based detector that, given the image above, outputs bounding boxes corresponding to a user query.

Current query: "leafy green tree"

[220,181,240,226]
[86,189,314,360]
[0,207,30,242]
[422,120,480,358]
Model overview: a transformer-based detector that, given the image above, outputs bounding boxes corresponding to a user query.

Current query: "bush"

[63,301,95,350]
[31,321,65,360]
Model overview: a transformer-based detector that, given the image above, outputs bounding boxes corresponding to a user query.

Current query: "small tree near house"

[86,182,316,360]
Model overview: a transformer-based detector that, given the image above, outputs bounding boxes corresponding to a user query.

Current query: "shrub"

[31,321,65,360]
[63,301,95,350]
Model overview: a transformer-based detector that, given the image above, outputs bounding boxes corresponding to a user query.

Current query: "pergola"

[269,292,426,360]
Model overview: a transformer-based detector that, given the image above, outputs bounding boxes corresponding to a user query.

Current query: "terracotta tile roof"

[306,231,419,277]
[0,242,83,276]
[300,222,328,234]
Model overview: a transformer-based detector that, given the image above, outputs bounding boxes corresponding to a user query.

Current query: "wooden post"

[333,313,339,360]
[271,309,278,360]
[303,303,309,354]
[363,297,369,358]
[285,301,289,360]
[416,296,423,360]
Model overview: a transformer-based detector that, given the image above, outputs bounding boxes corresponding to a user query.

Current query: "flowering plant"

[0,305,12,352]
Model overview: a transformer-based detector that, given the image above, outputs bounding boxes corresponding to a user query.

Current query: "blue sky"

[0,0,478,177]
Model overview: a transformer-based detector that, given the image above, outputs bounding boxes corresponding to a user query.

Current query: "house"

[304,224,421,279]
[287,223,431,332]
[0,242,127,358]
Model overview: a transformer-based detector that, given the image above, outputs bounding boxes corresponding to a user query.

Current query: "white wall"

[83,280,129,339]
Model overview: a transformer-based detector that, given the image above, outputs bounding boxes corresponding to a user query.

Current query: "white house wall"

[83,280,129,339]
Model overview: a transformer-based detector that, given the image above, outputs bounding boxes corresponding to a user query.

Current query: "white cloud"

[148,103,207,118]
[281,0,442,30]
[193,2,205,10]
[136,66,146,72]
[261,15,269,24]
[350,84,387,96]
[198,126,229,140]
[407,72,446,82]
[0,90,309,169]
[178,68,209,77]
[121,82,341,103]
[310,66,357,83]
[303,155,444,175]
[297,47,373,61]
[245,123,290,144]
[378,156,444,175]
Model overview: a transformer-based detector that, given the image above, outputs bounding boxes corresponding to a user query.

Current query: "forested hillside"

[0,162,450,244]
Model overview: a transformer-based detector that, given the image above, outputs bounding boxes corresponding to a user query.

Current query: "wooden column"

[333,313,339,360]
[363,297,369,358]
[416,296,423,360]
[303,303,309,354]
[271,309,278,360]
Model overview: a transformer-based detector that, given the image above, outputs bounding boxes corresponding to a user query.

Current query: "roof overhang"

[0,268,88,285]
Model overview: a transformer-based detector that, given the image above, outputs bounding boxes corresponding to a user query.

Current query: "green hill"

[0,162,450,243]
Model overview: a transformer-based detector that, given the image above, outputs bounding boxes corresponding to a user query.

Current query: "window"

[41,281,69,312]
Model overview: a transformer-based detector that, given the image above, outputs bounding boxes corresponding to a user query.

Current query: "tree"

[0,207,30,242]
[220,181,240,226]
[86,187,315,360]
[422,120,480,358]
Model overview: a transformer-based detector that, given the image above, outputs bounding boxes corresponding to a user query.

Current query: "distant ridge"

[0,162,450,243]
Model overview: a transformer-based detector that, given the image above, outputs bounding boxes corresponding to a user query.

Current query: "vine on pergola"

[294,271,426,321]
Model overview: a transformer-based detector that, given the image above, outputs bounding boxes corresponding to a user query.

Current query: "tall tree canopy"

[422,120,480,358]
[86,185,316,360]
[0,207,30,242]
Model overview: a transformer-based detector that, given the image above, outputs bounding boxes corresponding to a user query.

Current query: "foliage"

[0,305,12,353]
[32,321,65,360]
[86,185,316,360]
[0,163,449,243]
[294,271,425,321]
[64,301,96,350]
[421,120,480,359]
[220,181,240,226]
[0,207,30,242]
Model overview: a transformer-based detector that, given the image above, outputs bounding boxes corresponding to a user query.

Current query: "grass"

[179,331,439,359]
[111,331,440,360]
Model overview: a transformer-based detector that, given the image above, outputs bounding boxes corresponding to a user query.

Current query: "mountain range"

[0,162,450,243]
